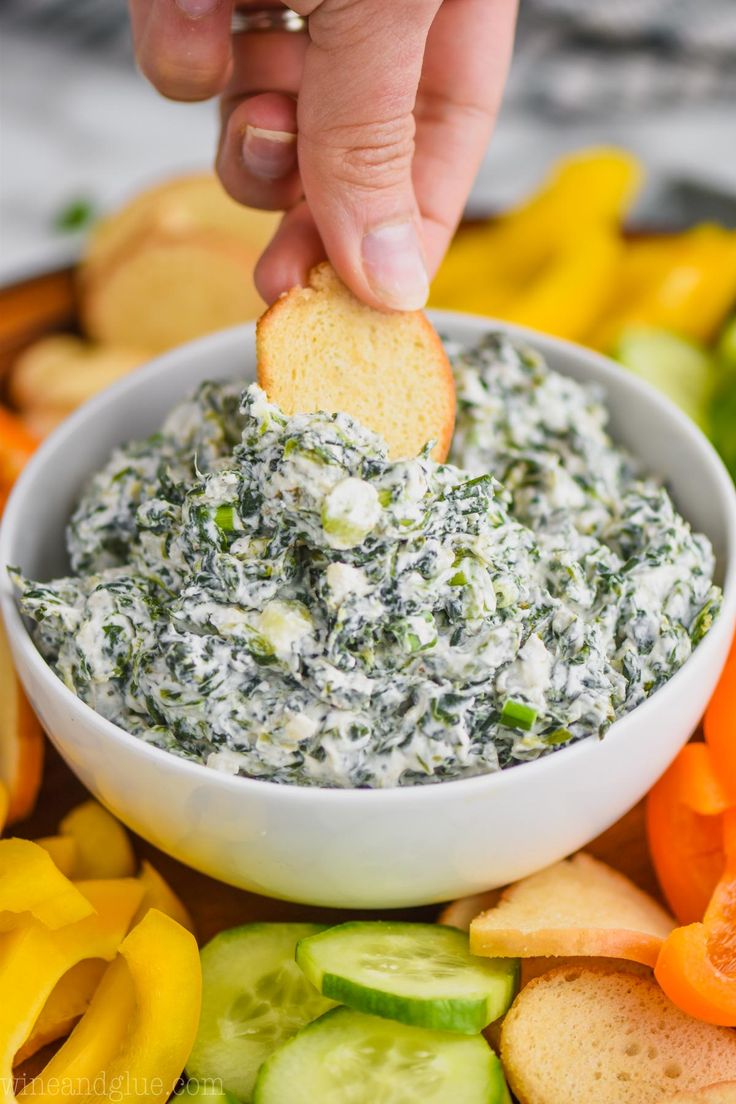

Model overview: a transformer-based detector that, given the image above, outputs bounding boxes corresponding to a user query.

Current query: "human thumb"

[294,0,441,310]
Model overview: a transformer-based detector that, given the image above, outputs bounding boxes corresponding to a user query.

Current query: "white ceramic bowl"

[2,314,735,909]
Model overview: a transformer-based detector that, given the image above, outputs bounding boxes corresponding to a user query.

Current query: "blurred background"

[0,0,735,486]
[2,0,736,278]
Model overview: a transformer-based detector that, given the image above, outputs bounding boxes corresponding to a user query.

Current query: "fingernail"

[242,126,297,180]
[362,221,429,311]
[175,0,221,17]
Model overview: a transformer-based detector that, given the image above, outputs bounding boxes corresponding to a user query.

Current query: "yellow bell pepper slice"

[602,235,685,315]
[22,909,202,1104]
[490,147,638,278]
[34,835,79,878]
[638,229,736,343]
[540,146,641,221]
[19,954,137,1100]
[15,958,107,1065]
[0,839,93,932]
[0,782,7,835]
[60,800,136,879]
[429,226,518,312]
[0,878,143,1098]
[133,860,196,934]
[430,147,640,312]
[502,226,623,342]
[594,227,736,349]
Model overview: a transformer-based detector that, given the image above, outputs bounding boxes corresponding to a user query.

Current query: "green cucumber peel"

[711,316,736,480]
[186,922,335,1102]
[716,316,736,369]
[253,1007,511,1104]
[614,324,714,430]
[182,1083,242,1103]
[295,921,519,1035]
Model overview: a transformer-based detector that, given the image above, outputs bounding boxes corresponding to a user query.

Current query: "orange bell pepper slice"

[723,807,736,859]
[675,743,732,817]
[0,406,37,490]
[646,748,726,924]
[705,634,736,804]
[60,800,136,879]
[655,841,736,1027]
[0,839,93,932]
[0,614,44,825]
[21,909,202,1104]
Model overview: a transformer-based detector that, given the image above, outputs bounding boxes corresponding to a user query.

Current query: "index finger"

[129,0,234,102]
[414,0,518,274]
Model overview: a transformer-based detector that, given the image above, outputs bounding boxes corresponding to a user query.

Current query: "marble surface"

[1,29,735,286]
[0,31,216,285]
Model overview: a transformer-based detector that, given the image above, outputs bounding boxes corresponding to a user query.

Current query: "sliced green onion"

[691,599,717,646]
[54,197,95,232]
[499,699,538,732]
[544,727,573,746]
[214,504,236,532]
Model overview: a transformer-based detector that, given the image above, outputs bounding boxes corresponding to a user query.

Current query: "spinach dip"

[14,334,720,788]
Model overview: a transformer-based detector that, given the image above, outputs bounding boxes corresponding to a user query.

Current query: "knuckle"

[309,0,436,50]
[308,2,369,50]
[338,143,410,191]
[305,115,415,192]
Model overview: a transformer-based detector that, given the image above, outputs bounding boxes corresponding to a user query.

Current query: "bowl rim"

[2,313,735,807]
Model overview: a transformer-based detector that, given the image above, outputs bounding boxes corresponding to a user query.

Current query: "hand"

[129,0,518,310]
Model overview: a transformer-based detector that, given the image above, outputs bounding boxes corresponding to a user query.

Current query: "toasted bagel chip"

[470,852,675,967]
[80,174,279,352]
[664,1085,736,1103]
[439,889,501,931]
[83,234,268,353]
[11,335,148,420]
[501,965,736,1104]
[256,262,455,461]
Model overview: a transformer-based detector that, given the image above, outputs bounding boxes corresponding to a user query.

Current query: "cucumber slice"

[710,376,736,481]
[253,1007,511,1104]
[717,316,736,370]
[614,325,714,429]
[711,317,736,480]
[186,923,336,1102]
[296,922,518,1034]
[185,1083,242,1104]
